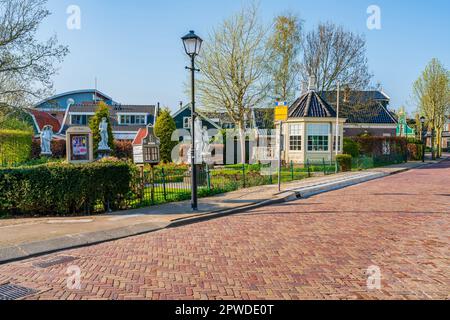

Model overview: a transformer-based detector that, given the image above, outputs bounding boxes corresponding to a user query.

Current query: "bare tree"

[197,3,271,163]
[266,13,302,103]
[413,58,450,159]
[301,22,372,92]
[0,0,68,108]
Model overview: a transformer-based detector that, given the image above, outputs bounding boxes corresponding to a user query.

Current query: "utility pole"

[335,82,340,173]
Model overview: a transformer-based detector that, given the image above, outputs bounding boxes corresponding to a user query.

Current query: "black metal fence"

[123,160,338,209]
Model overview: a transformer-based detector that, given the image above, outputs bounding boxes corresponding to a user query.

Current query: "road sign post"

[275,102,288,192]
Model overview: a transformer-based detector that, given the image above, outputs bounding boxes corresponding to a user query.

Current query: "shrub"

[31,139,67,159]
[114,140,133,159]
[0,129,33,166]
[0,161,133,216]
[336,154,352,172]
[89,102,114,155]
[349,136,408,158]
[407,142,424,161]
[154,108,177,163]
[343,138,360,158]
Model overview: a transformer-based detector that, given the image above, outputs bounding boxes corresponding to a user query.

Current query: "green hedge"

[0,129,32,166]
[336,154,352,172]
[0,161,133,216]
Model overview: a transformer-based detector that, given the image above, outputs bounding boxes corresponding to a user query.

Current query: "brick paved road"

[0,160,449,300]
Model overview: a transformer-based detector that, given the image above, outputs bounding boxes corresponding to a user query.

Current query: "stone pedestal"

[97,148,112,160]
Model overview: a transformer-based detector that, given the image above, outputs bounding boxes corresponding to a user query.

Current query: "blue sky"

[38,0,450,114]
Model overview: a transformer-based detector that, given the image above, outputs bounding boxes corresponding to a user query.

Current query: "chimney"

[308,75,317,91]
[179,101,183,109]
[301,81,308,94]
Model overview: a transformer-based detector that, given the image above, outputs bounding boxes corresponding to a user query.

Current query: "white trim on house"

[172,104,190,118]
[344,124,397,129]
[68,112,96,116]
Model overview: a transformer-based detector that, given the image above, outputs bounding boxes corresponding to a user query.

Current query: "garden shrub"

[154,108,177,163]
[343,138,360,158]
[407,142,424,161]
[349,136,408,158]
[114,140,133,159]
[0,161,133,216]
[0,129,32,166]
[31,138,67,159]
[336,154,352,172]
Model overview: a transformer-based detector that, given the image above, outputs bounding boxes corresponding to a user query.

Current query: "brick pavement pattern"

[0,160,449,300]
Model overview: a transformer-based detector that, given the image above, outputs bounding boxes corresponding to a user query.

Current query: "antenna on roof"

[94,77,98,103]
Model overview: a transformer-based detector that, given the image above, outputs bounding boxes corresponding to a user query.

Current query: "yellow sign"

[275,106,288,121]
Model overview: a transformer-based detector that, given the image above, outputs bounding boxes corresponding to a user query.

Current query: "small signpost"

[132,125,161,204]
[132,125,161,166]
[275,102,288,192]
[66,127,94,164]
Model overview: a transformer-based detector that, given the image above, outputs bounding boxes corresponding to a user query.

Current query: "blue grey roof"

[338,103,397,124]
[322,90,390,104]
[288,91,337,118]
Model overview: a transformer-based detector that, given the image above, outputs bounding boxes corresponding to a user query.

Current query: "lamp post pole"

[190,55,198,211]
[420,117,426,163]
[182,30,203,211]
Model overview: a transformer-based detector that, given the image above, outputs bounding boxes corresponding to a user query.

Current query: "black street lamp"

[182,30,203,211]
[420,116,426,162]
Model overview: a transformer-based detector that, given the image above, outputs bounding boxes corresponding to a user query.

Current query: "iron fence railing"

[121,160,338,210]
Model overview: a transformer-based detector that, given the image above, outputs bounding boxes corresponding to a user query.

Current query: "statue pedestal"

[97,148,112,160]
[40,152,52,158]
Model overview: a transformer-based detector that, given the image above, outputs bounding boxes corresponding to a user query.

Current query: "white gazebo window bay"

[289,124,303,151]
[307,123,330,152]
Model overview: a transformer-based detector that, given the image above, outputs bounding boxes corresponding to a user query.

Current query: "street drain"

[0,284,38,300]
[33,255,78,269]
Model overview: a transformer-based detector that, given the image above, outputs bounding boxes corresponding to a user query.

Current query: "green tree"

[197,3,271,163]
[89,102,114,154]
[154,108,177,163]
[267,13,302,103]
[413,58,450,159]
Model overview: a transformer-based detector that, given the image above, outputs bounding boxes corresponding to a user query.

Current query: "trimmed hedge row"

[31,138,67,159]
[0,161,134,216]
[350,136,408,158]
[0,129,32,166]
[336,154,352,172]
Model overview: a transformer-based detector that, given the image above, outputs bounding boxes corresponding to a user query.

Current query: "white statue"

[201,126,210,158]
[98,117,110,150]
[187,118,210,164]
[40,125,53,155]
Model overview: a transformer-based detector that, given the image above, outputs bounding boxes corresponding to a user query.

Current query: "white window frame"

[183,117,192,129]
[307,123,330,152]
[289,124,302,151]
[333,136,341,152]
[118,113,148,125]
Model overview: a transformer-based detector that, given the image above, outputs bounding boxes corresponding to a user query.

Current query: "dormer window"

[119,114,147,125]
[183,117,192,129]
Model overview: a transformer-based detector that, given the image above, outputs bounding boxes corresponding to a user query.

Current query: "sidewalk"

[0,158,445,264]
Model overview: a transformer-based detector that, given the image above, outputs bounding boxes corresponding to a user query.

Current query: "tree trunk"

[239,124,246,164]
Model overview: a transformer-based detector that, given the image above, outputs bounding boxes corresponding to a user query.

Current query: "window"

[71,115,88,125]
[333,136,341,152]
[183,117,191,129]
[119,115,147,125]
[307,124,330,152]
[289,124,302,151]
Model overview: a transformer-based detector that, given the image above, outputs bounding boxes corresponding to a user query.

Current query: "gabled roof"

[322,90,390,104]
[34,89,114,107]
[27,109,61,133]
[132,127,148,145]
[289,91,337,118]
[337,102,397,124]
